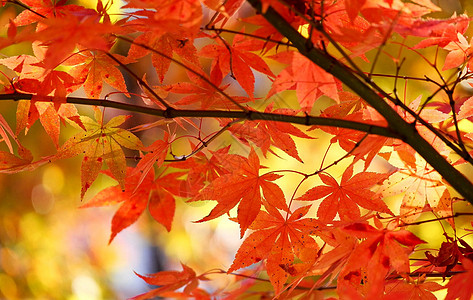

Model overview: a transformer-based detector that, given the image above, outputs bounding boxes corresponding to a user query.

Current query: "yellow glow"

[42,165,64,194]
[76,0,124,22]
[298,24,310,38]
[0,274,17,299]
[71,275,102,300]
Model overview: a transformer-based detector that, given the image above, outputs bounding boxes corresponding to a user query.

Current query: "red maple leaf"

[199,32,274,97]
[191,148,288,237]
[228,204,321,294]
[383,276,445,300]
[339,223,426,299]
[225,104,313,162]
[165,67,251,109]
[407,14,469,49]
[0,143,52,173]
[344,0,367,21]
[296,166,392,222]
[243,6,305,53]
[445,258,473,300]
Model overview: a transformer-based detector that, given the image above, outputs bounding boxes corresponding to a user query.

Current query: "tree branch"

[0,92,399,138]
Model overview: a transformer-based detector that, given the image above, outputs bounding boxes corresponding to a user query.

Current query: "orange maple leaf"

[57,109,143,199]
[14,0,95,26]
[228,204,321,294]
[131,263,210,300]
[268,51,340,112]
[32,13,119,69]
[225,105,313,162]
[191,147,288,237]
[199,32,274,97]
[82,167,182,242]
[64,51,131,99]
[170,146,235,198]
[297,166,392,222]
[225,104,313,162]
[131,132,171,192]
[0,144,52,173]
[443,33,472,71]
[0,54,81,102]
[127,31,199,84]
[124,0,202,34]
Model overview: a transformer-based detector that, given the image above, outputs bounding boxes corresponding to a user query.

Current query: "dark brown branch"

[0,92,400,139]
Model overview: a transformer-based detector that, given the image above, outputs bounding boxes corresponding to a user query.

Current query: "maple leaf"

[0,54,82,103]
[191,147,288,237]
[423,235,473,278]
[445,258,473,300]
[228,204,321,294]
[268,51,340,112]
[457,95,473,120]
[0,144,52,173]
[14,0,96,26]
[243,6,305,53]
[318,106,393,169]
[131,263,210,300]
[165,68,251,109]
[380,150,448,225]
[123,0,202,34]
[339,223,426,299]
[205,0,245,25]
[34,14,119,69]
[64,51,131,99]
[131,132,171,192]
[344,0,367,21]
[82,167,180,242]
[170,146,235,198]
[127,30,199,84]
[383,276,445,300]
[199,32,275,97]
[0,113,53,172]
[307,228,358,289]
[57,109,143,199]
[0,18,36,51]
[321,91,367,118]
[225,104,313,162]
[406,14,470,49]
[296,166,392,222]
[14,99,85,149]
[443,33,473,71]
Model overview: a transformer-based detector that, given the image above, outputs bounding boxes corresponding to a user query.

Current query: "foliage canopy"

[2,0,473,298]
